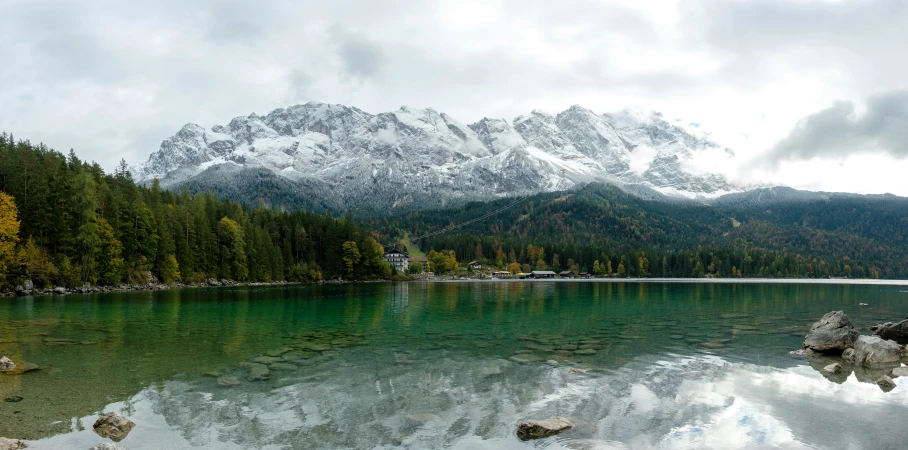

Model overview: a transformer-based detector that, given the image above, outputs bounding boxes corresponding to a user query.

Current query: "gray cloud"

[766,90,908,163]
[329,25,384,81]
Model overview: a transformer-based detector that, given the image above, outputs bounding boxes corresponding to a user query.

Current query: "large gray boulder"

[869,318,908,345]
[853,335,901,367]
[803,311,860,354]
[516,416,574,441]
[92,412,135,442]
[0,437,27,449]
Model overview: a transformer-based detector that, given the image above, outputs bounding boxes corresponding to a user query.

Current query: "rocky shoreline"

[0,277,393,298]
[795,310,908,391]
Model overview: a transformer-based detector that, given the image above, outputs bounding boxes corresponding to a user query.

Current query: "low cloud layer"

[765,90,908,164]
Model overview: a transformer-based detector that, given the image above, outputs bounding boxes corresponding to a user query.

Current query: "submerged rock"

[251,356,283,364]
[405,413,441,427]
[788,349,818,359]
[806,354,852,384]
[267,362,297,371]
[217,376,240,386]
[869,318,908,345]
[4,396,23,403]
[0,357,15,371]
[853,336,901,367]
[89,444,129,450]
[877,376,897,392]
[516,416,574,441]
[842,348,856,362]
[0,438,27,449]
[509,354,544,364]
[247,363,269,381]
[93,412,136,442]
[803,311,859,354]
[892,367,908,377]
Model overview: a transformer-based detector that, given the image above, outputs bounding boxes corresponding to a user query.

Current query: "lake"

[2,281,908,449]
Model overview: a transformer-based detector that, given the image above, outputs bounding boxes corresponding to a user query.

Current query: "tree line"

[0,132,392,289]
[370,183,906,279]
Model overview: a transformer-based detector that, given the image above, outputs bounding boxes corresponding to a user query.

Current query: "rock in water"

[869,318,908,345]
[247,364,269,381]
[89,444,129,450]
[92,412,136,442]
[842,348,856,362]
[0,357,15,371]
[892,367,908,377]
[803,311,859,354]
[853,336,901,367]
[217,376,240,386]
[877,376,897,392]
[516,416,574,441]
[823,363,843,374]
[0,438,27,449]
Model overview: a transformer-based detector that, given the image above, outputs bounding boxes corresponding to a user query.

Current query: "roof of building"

[384,250,408,256]
[559,271,575,275]
[408,256,428,262]
[531,270,557,275]
[468,261,481,265]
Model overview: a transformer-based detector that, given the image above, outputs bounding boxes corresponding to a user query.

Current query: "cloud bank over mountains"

[766,90,908,164]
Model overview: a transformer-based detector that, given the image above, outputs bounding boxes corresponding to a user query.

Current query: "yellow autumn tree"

[0,191,21,285]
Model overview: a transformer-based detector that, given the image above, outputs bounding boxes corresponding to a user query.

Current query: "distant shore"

[0,278,392,298]
[422,277,908,286]
[4,276,907,299]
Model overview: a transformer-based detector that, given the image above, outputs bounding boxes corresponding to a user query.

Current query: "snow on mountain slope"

[134,102,742,212]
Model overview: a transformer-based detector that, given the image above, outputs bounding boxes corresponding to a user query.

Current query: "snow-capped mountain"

[134,102,741,212]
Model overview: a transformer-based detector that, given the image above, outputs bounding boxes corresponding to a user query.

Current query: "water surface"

[2,281,908,449]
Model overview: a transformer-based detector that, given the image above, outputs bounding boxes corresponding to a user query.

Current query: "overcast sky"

[2,0,907,195]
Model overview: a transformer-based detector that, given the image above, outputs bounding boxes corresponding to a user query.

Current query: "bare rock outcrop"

[803,311,860,354]
[853,335,901,368]
[869,318,908,345]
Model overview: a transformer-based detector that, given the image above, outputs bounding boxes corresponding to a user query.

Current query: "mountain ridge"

[134,102,743,213]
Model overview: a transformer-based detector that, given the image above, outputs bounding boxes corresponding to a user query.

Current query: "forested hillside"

[0,132,391,290]
[369,184,908,279]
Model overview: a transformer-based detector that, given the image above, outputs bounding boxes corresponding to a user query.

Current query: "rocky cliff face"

[134,102,740,212]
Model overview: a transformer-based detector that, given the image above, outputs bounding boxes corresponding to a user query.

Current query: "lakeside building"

[530,270,556,279]
[407,256,428,273]
[559,271,575,278]
[383,250,409,273]
[468,261,482,270]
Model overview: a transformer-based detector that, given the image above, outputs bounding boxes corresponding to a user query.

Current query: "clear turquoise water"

[2,281,908,449]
